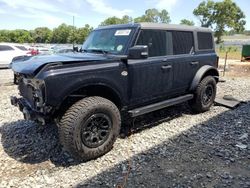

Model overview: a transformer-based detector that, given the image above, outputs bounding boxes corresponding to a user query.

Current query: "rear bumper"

[10,96,48,125]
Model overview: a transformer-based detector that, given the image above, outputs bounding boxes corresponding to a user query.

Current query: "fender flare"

[189,65,219,91]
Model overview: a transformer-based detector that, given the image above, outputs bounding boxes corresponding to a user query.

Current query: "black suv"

[11,23,219,160]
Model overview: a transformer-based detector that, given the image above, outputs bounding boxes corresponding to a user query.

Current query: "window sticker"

[115,29,131,36]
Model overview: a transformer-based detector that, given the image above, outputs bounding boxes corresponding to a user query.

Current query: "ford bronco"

[10,23,219,160]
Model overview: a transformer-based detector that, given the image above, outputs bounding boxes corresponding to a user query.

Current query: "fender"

[45,77,126,108]
[189,65,219,91]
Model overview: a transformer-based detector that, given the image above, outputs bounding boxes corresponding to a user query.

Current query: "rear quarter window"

[197,32,213,50]
[0,45,14,51]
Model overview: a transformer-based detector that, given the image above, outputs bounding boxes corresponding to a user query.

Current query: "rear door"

[167,31,199,92]
[127,30,174,106]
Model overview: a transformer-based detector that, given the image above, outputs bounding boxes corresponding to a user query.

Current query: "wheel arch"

[190,65,219,91]
[54,82,124,118]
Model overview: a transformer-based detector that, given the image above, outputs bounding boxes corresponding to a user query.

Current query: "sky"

[0,0,249,30]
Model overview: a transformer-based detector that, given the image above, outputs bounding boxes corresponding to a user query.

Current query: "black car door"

[127,30,174,106]
[168,31,199,92]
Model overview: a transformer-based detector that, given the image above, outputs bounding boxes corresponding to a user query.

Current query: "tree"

[134,8,171,23]
[0,30,11,42]
[68,24,93,44]
[180,19,195,26]
[100,15,133,26]
[193,0,246,43]
[6,29,33,43]
[51,23,72,43]
[33,27,52,43]
[193,0,215,27]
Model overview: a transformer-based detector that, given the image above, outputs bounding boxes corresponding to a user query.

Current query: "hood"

[11,52,109,76]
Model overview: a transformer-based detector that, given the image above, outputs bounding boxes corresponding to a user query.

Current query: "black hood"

[11,52,110,75]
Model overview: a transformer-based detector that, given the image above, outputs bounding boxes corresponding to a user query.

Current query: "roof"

[96,22,212,32]
[139,23,212,32]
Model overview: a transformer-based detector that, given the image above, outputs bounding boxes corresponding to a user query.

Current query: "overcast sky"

[0,0,249,30]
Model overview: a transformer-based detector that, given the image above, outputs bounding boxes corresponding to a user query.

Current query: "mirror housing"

[73,46,79,52]
[128,45,148,59]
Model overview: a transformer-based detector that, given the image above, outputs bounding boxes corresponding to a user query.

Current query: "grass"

[216,45,242,60]
[216,50,241,60]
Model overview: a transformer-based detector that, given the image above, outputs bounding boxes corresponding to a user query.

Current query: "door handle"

[190,61,199,66]
[161,65,172,70]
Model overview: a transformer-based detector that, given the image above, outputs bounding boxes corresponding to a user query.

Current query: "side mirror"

[73,46,79,52]
[128,45,148,59]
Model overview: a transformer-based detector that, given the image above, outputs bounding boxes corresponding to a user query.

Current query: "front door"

[128,57,173,105]
[127,29,174,106]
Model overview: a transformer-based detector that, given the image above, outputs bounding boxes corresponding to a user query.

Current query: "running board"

[129,94,194,117]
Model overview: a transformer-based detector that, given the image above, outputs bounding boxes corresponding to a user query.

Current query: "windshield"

[82,28,134,55]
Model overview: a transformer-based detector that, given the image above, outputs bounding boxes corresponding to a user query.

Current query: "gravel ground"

[0,69,249,188]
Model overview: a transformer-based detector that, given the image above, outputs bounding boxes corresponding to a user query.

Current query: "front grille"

[18,80,35,108]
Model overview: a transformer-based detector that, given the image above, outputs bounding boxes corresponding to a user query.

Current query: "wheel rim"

[202,84,214,105]
[81,113,112,148]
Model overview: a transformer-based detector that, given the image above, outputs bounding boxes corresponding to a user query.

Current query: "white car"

[0,43,31,68]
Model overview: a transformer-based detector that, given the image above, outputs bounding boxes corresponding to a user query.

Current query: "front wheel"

[189,76,217,113]
[59,96,121,161]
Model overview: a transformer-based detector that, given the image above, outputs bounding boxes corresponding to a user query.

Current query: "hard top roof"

[96,22,212,32]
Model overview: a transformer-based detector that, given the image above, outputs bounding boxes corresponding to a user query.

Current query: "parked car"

[54,48,74,54]
[11,23,219,161]
[37,47,51,55]
[0,43,31,68]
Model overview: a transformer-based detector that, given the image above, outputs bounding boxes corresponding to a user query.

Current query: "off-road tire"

[59,96,121,161]
[189,76,217,113]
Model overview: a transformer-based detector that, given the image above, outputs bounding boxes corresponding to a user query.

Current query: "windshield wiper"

[82,49,109,55]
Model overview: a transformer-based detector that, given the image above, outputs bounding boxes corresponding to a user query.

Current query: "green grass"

[216,45,242,60]
[216,50,241,60]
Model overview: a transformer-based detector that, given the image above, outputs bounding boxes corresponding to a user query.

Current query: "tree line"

[0,24,93,44]
[0,0,247,44]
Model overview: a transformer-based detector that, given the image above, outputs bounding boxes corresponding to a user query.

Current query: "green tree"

[193,0,215,27]
[7,30,33,43]
[51,23,72,43]
[75,24,93,43]
[193,0,246,43]
[68,24,93,44]
[100,15,133,26]
[32,27,52,43]
[134,8,171,23]
[180,19,195,26]
[0,30,11,42]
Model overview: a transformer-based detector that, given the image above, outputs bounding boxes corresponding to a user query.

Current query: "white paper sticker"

[115,29,131,36]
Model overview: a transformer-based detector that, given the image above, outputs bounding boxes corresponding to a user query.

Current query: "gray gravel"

[0,69,249,188]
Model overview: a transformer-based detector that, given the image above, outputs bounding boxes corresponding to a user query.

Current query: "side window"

[197,32,213,50]
[136,30,167,57]
[172,31,194,55]
[0,45,14,51]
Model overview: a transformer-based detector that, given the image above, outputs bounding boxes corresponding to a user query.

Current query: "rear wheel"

[59,96,121,161]
[189,76,217,113]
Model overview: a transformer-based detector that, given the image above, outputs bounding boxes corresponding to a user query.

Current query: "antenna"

[73,16,75,48]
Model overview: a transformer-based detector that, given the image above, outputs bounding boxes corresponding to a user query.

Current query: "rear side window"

[15,46,27,51]
[0,45,14,51]
[197,32,213,50]
[172,31,194,55]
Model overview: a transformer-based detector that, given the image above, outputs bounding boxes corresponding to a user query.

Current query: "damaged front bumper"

[10,96,49,125]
